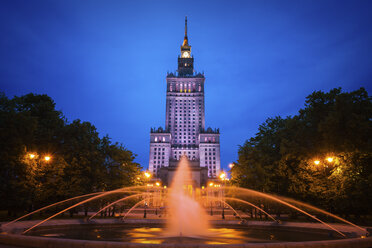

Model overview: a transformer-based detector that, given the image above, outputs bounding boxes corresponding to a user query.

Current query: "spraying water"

[166,156,210,237]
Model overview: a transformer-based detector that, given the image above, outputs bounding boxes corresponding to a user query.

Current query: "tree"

[232,88,372,215]
[0,93,142,216]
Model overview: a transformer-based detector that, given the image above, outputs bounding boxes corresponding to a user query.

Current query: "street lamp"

[314,160,320,165]
[228,163,234,169]
[326,157,334,163]
[219,172,226,180]
[144,172,151,179]
[29,153,36,159]
[44,156,51,162]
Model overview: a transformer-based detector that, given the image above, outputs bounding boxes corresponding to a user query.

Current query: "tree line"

[0,93,142,217]
[231,88,372,217]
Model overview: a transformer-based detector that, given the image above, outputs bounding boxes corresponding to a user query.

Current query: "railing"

[167,71,204,78]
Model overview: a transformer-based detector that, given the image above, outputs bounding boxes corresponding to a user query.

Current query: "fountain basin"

[1,219,371,248]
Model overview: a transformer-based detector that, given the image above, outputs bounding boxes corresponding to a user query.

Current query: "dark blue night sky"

[1,0,371,171]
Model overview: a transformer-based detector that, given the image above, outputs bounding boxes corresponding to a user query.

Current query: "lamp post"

[208,182,214,216]
[144,202,147,219]
[143,171,152,218]
[219,172,226,219]
[155,182,160,216]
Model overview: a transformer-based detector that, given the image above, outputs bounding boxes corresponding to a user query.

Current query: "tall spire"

[182,16,189,47]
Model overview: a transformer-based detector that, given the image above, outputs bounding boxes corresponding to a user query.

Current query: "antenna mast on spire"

[182,16,189,47]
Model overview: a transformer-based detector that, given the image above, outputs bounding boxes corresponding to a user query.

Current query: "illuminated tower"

[149,17,221,185]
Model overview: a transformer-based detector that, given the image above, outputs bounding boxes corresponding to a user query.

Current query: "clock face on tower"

[182,51,190,58]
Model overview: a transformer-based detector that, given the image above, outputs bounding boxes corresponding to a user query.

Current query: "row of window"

[205,152,216,155]
[174,118,197,120]
[154,150,217,156]
[171,113,202,117]
[203,137,216,142]
[171,99,201,102]
[174,107,200,110]
[154,148,165,151]
[169,104,202,109]
[169,100,202,107]
[173,151,197,154]
[171,124,196,128]
[205,148,216,151]
[170,103,202,106]
[170,100,202,104]
[174,140,196,144]
[174,156,197,160]
[174,122,201,126]
[205,156,216,160]
[154,137,166,142]
[174,134,195,138]
[168,83,202,92]
[174,113,197,117]
[175,129,196,131]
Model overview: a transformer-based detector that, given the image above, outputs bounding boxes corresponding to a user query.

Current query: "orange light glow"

[29,154,36,159]
[228,163,234,169]
[155,182,160,186]
[326,157,334,162]
[44,156,51,161]
[209,182,214,187]
[219,172,226,180]
[144,172,151,178]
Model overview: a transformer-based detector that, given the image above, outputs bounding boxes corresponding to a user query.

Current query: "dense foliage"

[231,88,372,215]
[0,93,142,215]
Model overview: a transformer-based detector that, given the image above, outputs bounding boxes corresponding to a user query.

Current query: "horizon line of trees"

[231,87,372,216]
[0,93,142,216]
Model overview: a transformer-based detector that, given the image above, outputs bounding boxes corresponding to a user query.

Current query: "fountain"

[1,157,371,247]
[166,156,210,237]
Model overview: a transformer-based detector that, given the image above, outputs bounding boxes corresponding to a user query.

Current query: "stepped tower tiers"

[149,17,221,187]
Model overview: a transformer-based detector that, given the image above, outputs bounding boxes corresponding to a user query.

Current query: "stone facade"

[149,18,221,183]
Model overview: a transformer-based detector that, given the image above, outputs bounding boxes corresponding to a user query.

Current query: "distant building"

[149,17,221,186]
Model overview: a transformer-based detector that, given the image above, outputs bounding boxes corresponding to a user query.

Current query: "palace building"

[148,17,221,187]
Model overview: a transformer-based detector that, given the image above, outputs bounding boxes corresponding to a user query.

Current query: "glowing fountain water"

[166,156,209,237]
